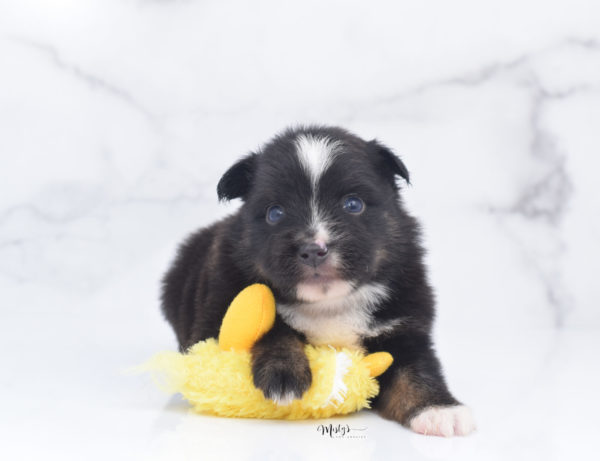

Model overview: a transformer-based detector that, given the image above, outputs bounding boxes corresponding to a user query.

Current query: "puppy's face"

[217,127,410,303]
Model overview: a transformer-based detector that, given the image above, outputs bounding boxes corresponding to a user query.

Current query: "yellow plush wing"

[361,352,394,377]
[218,284,275,352]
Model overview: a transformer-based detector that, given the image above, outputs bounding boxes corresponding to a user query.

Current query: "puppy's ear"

[368,140,410,186]
[217,153,258,201]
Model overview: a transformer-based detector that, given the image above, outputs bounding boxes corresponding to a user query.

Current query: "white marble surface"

[1,1,599,459]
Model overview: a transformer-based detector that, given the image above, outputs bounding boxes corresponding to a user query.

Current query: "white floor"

[2,297,597,460]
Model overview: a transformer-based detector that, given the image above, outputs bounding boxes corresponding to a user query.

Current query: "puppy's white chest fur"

[278,283,399,349]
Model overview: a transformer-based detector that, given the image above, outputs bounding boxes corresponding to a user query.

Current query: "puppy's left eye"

[266,205,285,224]
[343,196,364,214]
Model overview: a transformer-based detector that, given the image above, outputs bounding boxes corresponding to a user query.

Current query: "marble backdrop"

[2,0,598,333]
[1,1,600,460]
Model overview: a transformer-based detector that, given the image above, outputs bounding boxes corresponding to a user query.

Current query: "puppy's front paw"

[252,360,312,405]
[410,405,476,437]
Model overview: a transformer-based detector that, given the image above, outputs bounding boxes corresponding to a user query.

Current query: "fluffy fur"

[161,125,474,436]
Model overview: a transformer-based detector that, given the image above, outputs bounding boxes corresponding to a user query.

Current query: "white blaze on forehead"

[294,134,341,240]
[294,134,341,186]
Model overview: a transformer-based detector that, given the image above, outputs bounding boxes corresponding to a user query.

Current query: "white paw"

[410,405,476,437]
[270,391,297,406]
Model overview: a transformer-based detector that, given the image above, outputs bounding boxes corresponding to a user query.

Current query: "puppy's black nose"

[298,242,329,268]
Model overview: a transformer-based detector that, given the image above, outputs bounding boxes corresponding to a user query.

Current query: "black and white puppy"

[161,125,475,436]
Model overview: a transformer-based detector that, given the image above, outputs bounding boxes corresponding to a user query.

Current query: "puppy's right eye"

[266,205,284,224]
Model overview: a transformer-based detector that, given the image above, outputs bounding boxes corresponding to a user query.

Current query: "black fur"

[250,317,312,402]
[161,125,463,428]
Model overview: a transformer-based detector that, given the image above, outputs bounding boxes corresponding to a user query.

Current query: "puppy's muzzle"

[298,241,328,268]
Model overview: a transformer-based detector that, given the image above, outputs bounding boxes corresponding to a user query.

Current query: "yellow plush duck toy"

[144,284,393,419]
